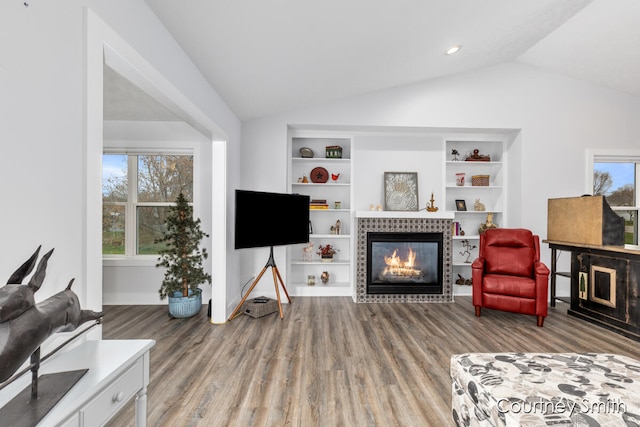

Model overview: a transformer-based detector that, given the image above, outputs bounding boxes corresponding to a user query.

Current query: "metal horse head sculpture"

[0,246,104,382]
[0,245,51,322]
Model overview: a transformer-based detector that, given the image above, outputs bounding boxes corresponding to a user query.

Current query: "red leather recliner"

[471,228,550,327]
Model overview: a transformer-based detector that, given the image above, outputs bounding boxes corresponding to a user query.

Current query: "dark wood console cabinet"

[545,240,640,341]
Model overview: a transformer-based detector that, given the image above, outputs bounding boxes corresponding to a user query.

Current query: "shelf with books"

[452,212,503,237]
[307,208,351,213]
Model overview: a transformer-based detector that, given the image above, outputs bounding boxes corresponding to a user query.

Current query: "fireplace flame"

[382,247,422,279]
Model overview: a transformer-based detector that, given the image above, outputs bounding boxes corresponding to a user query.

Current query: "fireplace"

[367,232,443,295]
[355,214,453,303]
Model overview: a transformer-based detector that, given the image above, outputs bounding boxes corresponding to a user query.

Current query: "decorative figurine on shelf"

[459,239,477,263]
[325,145,343,158]
[321,271,330,284]
[474,199,486,211]
[465,149,491,162]
[331,173,340,182]
[299,147,314,158]
[297,175,309,183]
[451,149,460,161]
[426,192,439,212]
[302,242,314,262]
[455,274,472,286]
[478,212,498,234]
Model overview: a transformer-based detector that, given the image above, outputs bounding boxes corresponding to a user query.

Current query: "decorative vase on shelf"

[321,271,330,284]
[321,255,333,262]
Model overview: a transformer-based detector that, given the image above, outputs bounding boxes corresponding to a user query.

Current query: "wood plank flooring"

[103,297,640,427]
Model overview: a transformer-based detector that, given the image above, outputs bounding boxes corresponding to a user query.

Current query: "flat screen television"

[234,190,310,249]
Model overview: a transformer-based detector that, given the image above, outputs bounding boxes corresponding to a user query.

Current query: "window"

[591,153,639,245]
[103,154,194,255]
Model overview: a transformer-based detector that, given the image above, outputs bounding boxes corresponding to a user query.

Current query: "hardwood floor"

[103,297,640,427]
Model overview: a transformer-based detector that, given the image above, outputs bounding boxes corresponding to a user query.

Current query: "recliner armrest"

[471,257,484,270]
[534,261,550,276]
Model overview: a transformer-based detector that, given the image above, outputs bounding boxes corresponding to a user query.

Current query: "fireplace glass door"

[367,232,443,295]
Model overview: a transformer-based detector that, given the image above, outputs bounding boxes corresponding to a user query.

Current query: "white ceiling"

[517,0,640,98]
[111,0,640,122]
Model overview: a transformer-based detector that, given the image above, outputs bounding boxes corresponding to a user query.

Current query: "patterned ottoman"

[451,353,640,426]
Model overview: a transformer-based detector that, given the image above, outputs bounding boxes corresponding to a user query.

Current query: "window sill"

[103,256,158,267]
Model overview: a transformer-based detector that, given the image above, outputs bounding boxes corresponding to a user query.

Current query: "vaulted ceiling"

[108,0,640,122]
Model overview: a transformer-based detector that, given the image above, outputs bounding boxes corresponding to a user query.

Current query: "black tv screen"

[235,190,310,249]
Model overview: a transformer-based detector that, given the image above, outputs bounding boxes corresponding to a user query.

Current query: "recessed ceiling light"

[445,45,461,55]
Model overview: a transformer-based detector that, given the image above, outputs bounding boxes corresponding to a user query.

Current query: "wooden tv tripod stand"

[228,246,291,320]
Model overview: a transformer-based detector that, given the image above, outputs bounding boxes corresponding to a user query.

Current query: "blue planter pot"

[168,288,202,318]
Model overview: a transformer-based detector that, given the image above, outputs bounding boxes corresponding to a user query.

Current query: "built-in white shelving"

[287,134,353,296]
[445,139,507,294]
[283,130,510,298]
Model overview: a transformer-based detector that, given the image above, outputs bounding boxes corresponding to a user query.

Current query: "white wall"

[354,134,444,211]
[0,1,241,324]
[240,62,640,300]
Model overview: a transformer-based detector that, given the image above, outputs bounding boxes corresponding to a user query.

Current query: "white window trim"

[103,142,200,263]
[587,149,640,198]
[587,148,640,245]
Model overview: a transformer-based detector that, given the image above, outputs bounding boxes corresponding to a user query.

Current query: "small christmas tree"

[156,193,211,299]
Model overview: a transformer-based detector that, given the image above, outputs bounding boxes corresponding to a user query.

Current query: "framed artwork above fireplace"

[384,172,418,211]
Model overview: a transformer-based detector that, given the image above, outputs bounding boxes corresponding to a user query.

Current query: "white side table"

[0,339,155,426]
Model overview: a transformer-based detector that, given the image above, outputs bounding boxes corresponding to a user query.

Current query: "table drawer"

[81,357,143,425]
[58,413,80,427]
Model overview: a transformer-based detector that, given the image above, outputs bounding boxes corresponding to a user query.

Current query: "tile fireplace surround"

[356,212,454,303]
